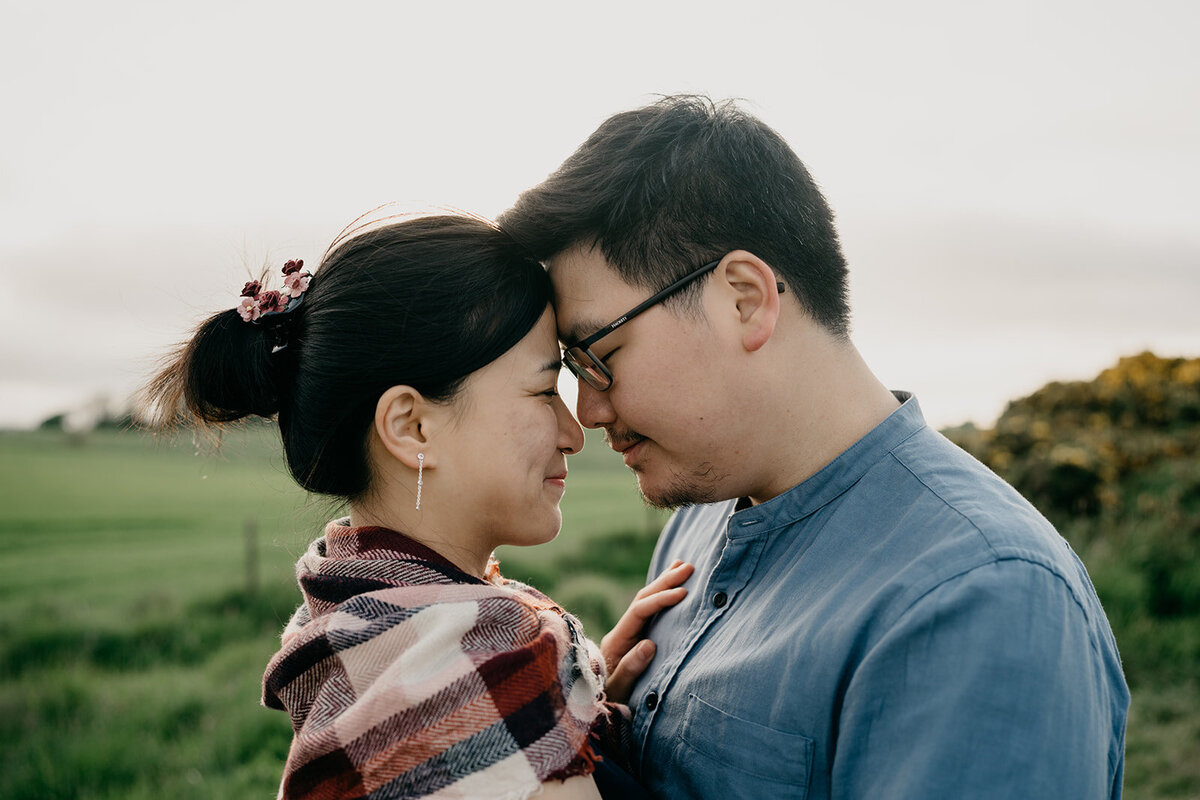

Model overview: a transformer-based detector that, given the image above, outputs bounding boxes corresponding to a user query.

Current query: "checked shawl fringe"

[262,522,631,799]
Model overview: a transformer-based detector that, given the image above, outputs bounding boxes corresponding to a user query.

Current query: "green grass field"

[1,419,1196,798]
[0,425,663,799]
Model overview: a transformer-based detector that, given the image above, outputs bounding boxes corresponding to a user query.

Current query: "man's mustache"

[603,429,646,450]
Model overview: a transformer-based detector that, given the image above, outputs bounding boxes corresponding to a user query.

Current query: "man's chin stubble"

[636,461,722,510]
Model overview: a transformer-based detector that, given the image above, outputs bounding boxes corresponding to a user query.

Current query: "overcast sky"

[2,0,1197,430]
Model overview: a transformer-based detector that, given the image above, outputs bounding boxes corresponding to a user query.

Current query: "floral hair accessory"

[257,290,287,314]
[238,296,262,322]
[283,270,311,298]
[236,260,313,333]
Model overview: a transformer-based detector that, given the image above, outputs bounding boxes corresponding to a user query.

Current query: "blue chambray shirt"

[629,394,1129,799]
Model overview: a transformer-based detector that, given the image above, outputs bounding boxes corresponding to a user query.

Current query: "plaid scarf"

[262,521,628,800]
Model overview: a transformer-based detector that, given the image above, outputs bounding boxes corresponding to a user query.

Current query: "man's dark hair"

[499,95,851,337]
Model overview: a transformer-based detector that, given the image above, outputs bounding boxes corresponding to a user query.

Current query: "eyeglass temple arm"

[573,262,784,349]
[576,260,722,348]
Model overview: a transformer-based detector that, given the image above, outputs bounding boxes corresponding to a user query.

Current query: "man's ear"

[717,250,781,352]
[373,385,434,470]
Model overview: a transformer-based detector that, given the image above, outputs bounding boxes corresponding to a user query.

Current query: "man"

[499,96,1128,798]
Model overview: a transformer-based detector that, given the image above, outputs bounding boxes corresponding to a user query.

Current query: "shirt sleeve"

[832,558,1124,799]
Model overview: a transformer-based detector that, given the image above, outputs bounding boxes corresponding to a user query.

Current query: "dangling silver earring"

[415,453,424,510]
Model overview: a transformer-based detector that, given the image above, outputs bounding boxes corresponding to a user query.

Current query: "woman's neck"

[347,501,492,580]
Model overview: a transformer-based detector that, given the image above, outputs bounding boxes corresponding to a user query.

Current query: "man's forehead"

[548,246,639,343]
[558,315,613,347]
[546,244,603,297]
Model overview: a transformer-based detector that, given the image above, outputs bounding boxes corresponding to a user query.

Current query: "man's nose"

[575,378,616,430]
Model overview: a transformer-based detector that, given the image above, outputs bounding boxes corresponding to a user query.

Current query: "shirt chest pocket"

[673,692,814,799]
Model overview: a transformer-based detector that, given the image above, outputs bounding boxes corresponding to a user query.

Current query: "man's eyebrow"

[539,359,562,373]
[559,319,609,346]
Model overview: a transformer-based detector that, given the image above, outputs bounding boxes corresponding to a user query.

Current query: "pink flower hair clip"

[282,259,311,299]
[237,260,312,323]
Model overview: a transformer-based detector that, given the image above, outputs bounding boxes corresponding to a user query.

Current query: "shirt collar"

[726,391,926,538]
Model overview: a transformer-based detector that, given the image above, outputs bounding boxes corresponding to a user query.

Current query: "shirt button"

[713,591,728,608]
[644,691,659,711]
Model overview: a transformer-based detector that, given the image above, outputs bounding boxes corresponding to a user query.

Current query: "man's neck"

[746,339,900,505]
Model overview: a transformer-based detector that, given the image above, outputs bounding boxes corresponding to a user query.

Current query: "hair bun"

[141,307,282,427]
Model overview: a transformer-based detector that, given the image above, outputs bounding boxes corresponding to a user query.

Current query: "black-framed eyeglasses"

[562,259,722,391]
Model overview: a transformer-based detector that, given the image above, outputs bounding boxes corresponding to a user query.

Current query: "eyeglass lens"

[564,347,611,390]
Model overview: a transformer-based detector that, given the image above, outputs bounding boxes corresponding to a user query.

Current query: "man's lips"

[620,440,646,467]
[605,431,646,454]
[606,432,649,469]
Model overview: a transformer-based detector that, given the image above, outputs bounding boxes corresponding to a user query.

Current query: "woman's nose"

[556,395,586,454]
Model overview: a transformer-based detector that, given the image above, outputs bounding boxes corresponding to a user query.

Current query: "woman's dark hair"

[143,214,552,500]
[498,94,851,337]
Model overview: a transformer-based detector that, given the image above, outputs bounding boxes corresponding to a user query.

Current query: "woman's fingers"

[616,587,688,634]
[601,562,694,672]
[605,639,657,705]
[632,560,694,601]
[601,589,684,666]
[604,583,691,653]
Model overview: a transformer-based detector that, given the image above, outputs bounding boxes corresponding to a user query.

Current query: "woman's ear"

[373,385,433,470]
[718,250,781,352]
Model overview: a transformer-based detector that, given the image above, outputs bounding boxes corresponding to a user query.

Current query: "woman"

[144,214,692,799]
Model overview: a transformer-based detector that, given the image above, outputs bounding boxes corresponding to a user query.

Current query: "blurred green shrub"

[945,352,1200,688]
[949,353,1200,521]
